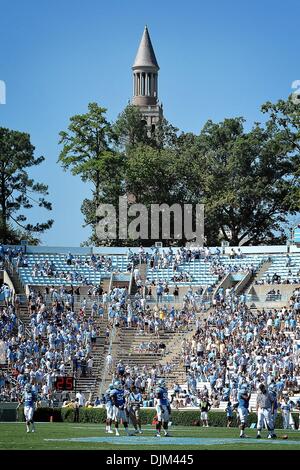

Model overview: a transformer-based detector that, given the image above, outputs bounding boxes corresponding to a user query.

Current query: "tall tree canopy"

[0,127,53,244]
[113,104,149,150]
[193,117,296,245]
[58,103,126,245]
[59,98,300,246]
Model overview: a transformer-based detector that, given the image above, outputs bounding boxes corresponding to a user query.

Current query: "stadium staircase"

[244,258,273,297]
[161,307,213,389]
[103,324,195,389]
[129,262,147,296]
[103,306,213,392]
[72,315,108,401]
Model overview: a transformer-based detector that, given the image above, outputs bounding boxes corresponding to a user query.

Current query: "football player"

[281,395,295,430]
[237,383,251,438]
[256,383,276,439]
[154,379,171,437]
[127,385,143,434]
[19,383,37,433]
[268,382,278,432]
[110,380,130,436]
[104,384,114,433]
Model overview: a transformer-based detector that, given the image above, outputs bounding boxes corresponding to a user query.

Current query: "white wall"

[3,244,293,256]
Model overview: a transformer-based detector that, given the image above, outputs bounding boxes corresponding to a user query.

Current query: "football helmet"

[157,379,166,388]
[114,380,123,390]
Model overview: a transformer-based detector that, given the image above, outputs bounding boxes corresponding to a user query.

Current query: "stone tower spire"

[132,26,163,132]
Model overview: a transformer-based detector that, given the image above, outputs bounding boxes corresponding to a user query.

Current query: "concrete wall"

[3,244,296,256]
[235,272,252,295]
[214,273,233,295]
[3,270,15,297]
[249,284,300,299]
[223,245,288,255]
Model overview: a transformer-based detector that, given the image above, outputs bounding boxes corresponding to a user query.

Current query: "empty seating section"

[146,254,265,286]
[147,260,218,286]
[261,254,300,283]
[14,253,129,286]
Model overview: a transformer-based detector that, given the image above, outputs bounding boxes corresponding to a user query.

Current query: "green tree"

[0,127,53,244]
[193,117,296,245]
[113,105,179,151]
[113,104,149,150]
[261,96,300,211]
[151,117,179,150]
[58,103,125,245]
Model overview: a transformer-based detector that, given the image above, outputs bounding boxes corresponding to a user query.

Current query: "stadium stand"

[259,253,300,284]
[1,244,300,421]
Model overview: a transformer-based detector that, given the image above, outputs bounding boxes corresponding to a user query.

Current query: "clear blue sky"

[0,0,299,246]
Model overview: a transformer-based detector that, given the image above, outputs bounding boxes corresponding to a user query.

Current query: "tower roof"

[133,26,159,69]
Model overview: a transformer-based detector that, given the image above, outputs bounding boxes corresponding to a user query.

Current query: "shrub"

[17,407,62,422]
[14,407,300,429]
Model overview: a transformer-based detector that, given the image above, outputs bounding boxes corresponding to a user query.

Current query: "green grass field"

[1,423,300,450]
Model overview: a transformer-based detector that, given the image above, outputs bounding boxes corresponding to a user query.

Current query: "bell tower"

[132,26,163,132]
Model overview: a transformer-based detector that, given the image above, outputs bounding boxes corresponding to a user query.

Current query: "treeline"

[1,97,299,246]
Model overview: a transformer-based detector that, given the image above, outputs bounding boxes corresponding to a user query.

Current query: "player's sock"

[240,430,244,437]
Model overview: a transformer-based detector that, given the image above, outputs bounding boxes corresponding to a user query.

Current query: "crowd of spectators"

[2,245,300,414]
[180,291,300,408]
[0,288,101,403]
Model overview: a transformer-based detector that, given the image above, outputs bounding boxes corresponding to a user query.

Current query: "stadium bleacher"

[146,254,265,286]
[260,254,300,283]
[13,253,129,286]
[1,244,300,432]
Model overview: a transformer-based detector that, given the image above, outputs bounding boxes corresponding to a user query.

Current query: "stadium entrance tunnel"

[44,436,300,446]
